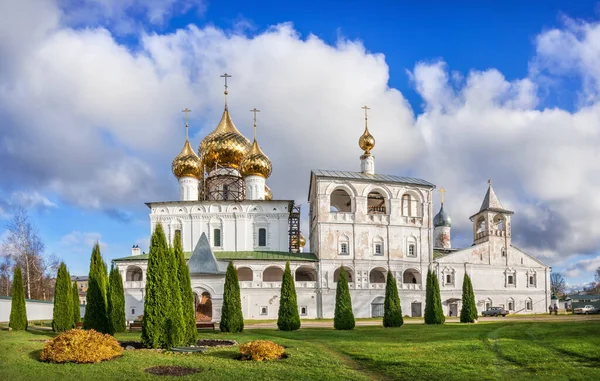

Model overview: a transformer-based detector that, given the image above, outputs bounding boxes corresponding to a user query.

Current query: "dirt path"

[245,314,600,329]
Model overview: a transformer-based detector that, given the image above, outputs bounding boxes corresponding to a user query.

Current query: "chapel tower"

[172,108,202,201]
[359,105,375,175]
[469,180,513,256]
[433,187,452,249]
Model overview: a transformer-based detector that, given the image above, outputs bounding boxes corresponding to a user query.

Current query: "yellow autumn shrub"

[239,340,285,361]
[40,329,123,363]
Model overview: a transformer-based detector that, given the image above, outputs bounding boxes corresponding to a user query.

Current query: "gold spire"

[172,109,202,179]
[359,105,375,155]
[240,108,272,178]
[199,74,251,170]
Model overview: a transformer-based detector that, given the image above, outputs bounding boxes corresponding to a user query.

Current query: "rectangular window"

[131,308,135,315]
[375,244,382,255]
[446,274,452,284]
[258,228,267,247]
[214,228,221,247]
[529,276,534,285]
[340,243,348,254]
[300,306,307,316]
[408,244,416,256]
[260,306,268,316]
[508,302,514,311]
[507,275,514,285]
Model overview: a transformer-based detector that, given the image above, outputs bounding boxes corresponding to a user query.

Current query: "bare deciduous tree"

[550,272,566,298]
[2,207,59,300]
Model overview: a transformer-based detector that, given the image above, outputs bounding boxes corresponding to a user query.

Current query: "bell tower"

[469,180,514,259]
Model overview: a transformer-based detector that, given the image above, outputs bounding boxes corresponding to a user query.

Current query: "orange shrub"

[239,340,285,361]
[40,329,123,363]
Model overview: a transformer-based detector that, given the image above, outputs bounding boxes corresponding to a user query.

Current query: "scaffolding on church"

[202,163,245,201]
[288,203,301,252]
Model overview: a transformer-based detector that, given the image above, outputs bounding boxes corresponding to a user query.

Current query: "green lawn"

[1,320,599,380]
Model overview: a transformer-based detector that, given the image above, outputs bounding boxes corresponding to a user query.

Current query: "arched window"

[403,269,421,284]
[333,266,353,283]
[400,193,421,217]
[493,214,505,231]
[263,266,284,282]
[367,190,386,214]
[338,235,350,255]
[237,267,253,281]
[373,236,384,256]
[525,298,533,311]
[507,298,515,311]
[407,237,417,257]
[476,216,486,233]
[126,266,143,281]
[369,268,386,283]
[213,228,221,247]
[485,298,492,310]
[295,266,317,282]
[330,188,352,213]
[258,228,267,247]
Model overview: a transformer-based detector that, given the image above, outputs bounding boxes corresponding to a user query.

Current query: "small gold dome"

[359,126,375,154]
[200,108,251,171]
[172,139,202,179]
[240,139,272,178]
[264,184,272,200]
[299,234,306,247]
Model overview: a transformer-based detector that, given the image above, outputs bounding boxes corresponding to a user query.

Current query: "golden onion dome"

[240,139,272,178]
[172,139,203,179]
[264,184,272,200]
[200,108,251,171]
[359,125,375,155]
[299,234,306,248]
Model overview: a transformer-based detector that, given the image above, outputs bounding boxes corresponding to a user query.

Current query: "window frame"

[340,242,348,255]
[258,228,267,247]
[213,228,222,247]
[260,306,268,316]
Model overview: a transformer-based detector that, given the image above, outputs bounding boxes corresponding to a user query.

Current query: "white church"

[113,77,551,322]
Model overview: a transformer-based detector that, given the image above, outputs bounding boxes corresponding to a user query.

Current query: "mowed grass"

[1,320,599,381]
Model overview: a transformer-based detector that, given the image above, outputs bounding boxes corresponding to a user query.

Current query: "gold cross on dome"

[181,108,191,139]
[439,187,446,204]
[361,105,370,119]
[250,108,260,139]
[220,73,232,91]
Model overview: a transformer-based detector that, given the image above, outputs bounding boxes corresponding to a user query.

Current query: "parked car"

[482,307,509,317]
[573,305,598,315]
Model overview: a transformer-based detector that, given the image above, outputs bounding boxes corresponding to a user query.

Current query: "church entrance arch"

[371,297,385,317]
[194,291,212,322]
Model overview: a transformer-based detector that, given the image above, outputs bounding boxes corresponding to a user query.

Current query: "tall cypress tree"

[174,230,197,345]
[142,224,169,348]
[460,273,478,323]
[72,281,81,325]
[220,261,244,333]
[277,261,301,331]
[108,265,126,333]
[52,263,74,332]
[383,270,403,328]
[164,243,185,347]
[83,243,110,333]
[425,269,445,324]
[334,268,355,330]
[9,266,27,330]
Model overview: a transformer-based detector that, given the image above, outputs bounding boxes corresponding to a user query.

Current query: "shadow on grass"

[207,350,240,360]
[26,329,56,337]
[28,349,42,361]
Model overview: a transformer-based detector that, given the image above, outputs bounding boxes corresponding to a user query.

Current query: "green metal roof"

[113,251,318,262]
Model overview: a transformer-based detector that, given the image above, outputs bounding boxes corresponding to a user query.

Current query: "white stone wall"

[0,298,84,322]
[148,200,291,253]
[178,176,199,201]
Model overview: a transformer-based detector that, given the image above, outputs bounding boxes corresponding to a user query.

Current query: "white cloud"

[59,231,106,252]
[10,191,57,211]
[1,1,600,283]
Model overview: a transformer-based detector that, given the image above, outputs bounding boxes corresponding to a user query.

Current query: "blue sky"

[1,0,600,289]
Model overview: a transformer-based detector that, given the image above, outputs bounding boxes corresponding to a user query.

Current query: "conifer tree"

[277,261,301,331]
[174,230,197,345]
[424,269,445,324]
[383,270,403,328]
[334,267,355,330]
[108,265,126,333]
[220,261,244,333]
[164,243,185,347]
[52,262,74,332]
[142,224,169,348]
[460,273,478,323]
[72,281,81,325]
[9,266,27,330]
[83,243,110,333]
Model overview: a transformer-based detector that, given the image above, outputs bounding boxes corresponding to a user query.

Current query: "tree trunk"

[25,255,31,299]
